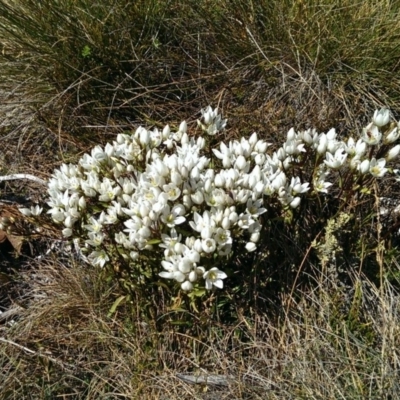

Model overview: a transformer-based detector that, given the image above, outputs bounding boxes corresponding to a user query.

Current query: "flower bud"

[255,141,268,153]
[19,208,32,217]
[139,128,150,146]
[191,191,204,205]
[188,270,198,282]
[290,197,301,209]
[254,153,265,165]
[64,216,74,228]
[180,166,189,179]
[384,127,399,144]
[197,137,206,149]
[250,232,260,243]
[359,159,370,174]
[174,243,185,254]
[235,155,247,170]
[162,124,171,139]
[181,132,189,145]
[62,228,73,237]
[245,242,257,252]
[178,259,191,273]
[215,174,225,188]
[387,145,400,161]
[181,281,193,291]
[193,239,203,253]
[287,128,296,141]
[249,132,258,148]
[221,216,231,230]
[372,108,390,127]
[179,121,187,133]
[78,196,86,209]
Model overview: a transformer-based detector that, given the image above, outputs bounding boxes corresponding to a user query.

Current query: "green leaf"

[81,45,91,58]
[147,238,162,245]
[360,187,371,194]
[107,295,126,318]
[188,288,206,298]
[170,320,192,327]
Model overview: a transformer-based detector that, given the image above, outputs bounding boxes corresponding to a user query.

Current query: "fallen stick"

[0,336,75,371]
[0,306,23,323]
[0,174,47,186]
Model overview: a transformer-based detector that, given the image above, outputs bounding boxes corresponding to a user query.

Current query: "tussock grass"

[2,0,400,188]
[1,257,400,399]
[2,0,400,398]
[2,0,400,142]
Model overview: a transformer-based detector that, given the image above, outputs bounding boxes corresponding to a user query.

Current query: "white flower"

[198,106,227,135]
[202,238,216,253]
[286,128,296,141]
[178,258,193,273]
[253,142,268,156]
[316,133,328,154]
[313,177,332,194]
[384,127,399,144]
[138,127,151,146]
[163,183,181,201]
[64,215,76,228]
[369,158,388,177]
[160,229,182,251]
[203,267,227,289]
[84,217,103,233]
[170,170,183,186]
[299,128,315,145]
[48,207,65,222]
[160,205,186,228]
[214,228,232,246]
[188,270,198,282]
[250,232,260,243]
[201,226,214,240]
[283,140,305,155]
[19,208,32,217]
[86,232,105,247]
[159,270,186,282]
[372,108,390,127]
[246,198,267,217]
[189,211,214,233]
[346,138,367,157]
[361,123,382,145]
[290,177,310,194]
[98,179,121,202]
[162,124,171,139]
[324,149,347,169]
[88,250,109,268]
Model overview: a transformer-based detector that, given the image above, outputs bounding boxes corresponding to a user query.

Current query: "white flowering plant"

[43,105,400,294]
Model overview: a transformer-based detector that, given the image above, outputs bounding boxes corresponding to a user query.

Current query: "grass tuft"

[2,0,400,398]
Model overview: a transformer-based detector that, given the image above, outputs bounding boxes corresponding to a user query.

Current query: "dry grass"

[2,0,400,398]
[1,255,400,399]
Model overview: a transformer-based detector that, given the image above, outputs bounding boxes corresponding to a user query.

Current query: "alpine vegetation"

[45,106,400,292]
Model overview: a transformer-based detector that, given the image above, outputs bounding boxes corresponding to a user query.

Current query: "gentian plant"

[44,106,400,292]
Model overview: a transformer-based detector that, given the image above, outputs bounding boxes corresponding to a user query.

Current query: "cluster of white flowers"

[45,106,400,291]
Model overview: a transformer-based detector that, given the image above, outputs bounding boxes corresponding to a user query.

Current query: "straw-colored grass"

[2,0,400,398]
[1,257,399,399]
